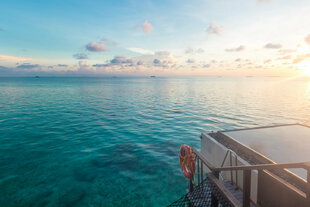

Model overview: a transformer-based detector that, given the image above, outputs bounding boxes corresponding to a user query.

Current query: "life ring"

[179,144,195,179]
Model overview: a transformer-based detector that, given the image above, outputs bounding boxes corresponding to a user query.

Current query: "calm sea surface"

[0,77,310,206]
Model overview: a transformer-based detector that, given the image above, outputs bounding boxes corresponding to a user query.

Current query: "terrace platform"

[222,124,310,180]
[169,124,310,207]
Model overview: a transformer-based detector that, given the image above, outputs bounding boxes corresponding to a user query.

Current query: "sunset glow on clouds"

[0,0,310,77]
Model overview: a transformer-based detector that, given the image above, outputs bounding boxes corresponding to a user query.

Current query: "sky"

[1,0,310,77]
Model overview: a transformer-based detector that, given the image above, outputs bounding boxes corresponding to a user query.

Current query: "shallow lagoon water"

[0,77,310,206]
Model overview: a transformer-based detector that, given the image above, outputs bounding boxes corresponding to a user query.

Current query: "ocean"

[0,77,309,206]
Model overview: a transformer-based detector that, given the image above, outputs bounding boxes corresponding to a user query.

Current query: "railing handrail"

[192,147,215,171]
[192,146,310,172]
[214,161,310,172]
[191,146,310,207]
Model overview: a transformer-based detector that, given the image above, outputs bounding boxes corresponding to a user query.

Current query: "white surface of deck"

[223,124,310,180]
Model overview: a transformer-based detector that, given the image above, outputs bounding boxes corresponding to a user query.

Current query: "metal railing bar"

[230,151,233,184]
[214,161,310,172]
[191,147,215,171]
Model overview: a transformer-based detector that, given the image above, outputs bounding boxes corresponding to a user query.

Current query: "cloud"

[185,47,194,54]
[293,53,310,64]
[110,56,134,64]
[152,58,172,68]
[153,59,161,65]
[101,38,118,45]
[142,21,153,34]
[305,34,310,45]
[16,63,40,69]
[137,60,143,65]
[57,64,68,67]
[225,45,246,52]
[264,43,282,49]
[0,55,30,62]
[86,42,108,52]
[155,51,170,56]
[78,61,92,71]
[92,56,135,68]
[196,48,204,53]
[185,47,204,54]
[264,59,272,64]
[73,53,88,59]
[186,59,195,64]
[127,47,154,55]
[206,22,224,35]
[256,0,273,4]
[129,50,175,69]
[203,64,210,68]
[92,64,108,67]
[277,55,291,60]
[235,58,241,62]
[278,49,296,54]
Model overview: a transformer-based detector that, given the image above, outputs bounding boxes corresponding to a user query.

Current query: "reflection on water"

[0,77,310,206]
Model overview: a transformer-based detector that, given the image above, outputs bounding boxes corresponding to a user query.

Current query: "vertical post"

[189,179,194,192]
[306,166,310,206]
[243,170,251,207]
[197,157,200,184]
[201,159,203,182]
[230,151,233,184]
[235,155,238,188]
[211,170,220,207]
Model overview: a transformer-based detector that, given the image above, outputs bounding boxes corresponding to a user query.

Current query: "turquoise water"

[0,77,310,206]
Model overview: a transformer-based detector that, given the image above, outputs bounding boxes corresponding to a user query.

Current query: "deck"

[169,124,310,207]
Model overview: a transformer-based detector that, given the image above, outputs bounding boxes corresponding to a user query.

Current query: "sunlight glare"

[298,60,310,76]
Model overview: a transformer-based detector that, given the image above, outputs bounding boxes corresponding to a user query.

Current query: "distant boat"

[35,76,40,78]
[150,76,156,78]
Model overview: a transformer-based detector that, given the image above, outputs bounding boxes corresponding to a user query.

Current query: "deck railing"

[191,147,310,207]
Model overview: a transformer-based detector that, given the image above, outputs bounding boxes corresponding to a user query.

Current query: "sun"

[298,60,310,76]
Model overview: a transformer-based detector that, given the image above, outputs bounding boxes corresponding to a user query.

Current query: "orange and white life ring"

[179,144,195,179]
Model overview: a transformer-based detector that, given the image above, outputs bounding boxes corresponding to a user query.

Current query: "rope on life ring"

[179,144,196,180]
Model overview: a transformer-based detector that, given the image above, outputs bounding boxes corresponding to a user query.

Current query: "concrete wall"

[201,133,258,203]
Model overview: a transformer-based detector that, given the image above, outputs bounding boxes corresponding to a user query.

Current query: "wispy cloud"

[305,34,310,45]
[101,38,118,45]
[264,43,282,49]
[277,55,291,60]
[73,53,88,59]
[127,47,154,55]
[142,21,153,34]
[185,47,204,54]
[186,59,195,63]
[256,0,273,4]
[86,42,108,52]
[111,56,134,65]
[225,45,246,52]
[57,64,68,67]
[16,63,40,69]
[206,22,224,35]
[264,59,272,64]
[278,49,296,54]
[293,53,310,64]
[0,55,30,62]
